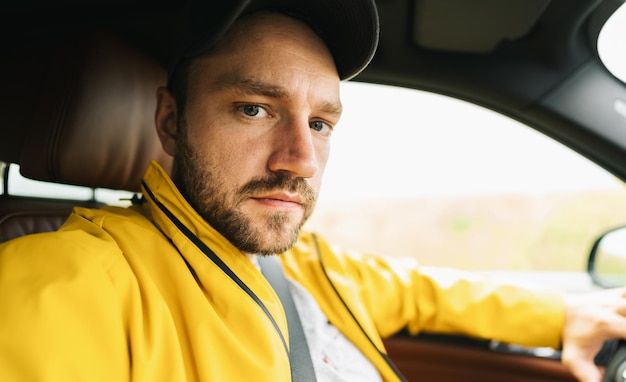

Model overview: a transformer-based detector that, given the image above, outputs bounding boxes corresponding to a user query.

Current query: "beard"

[171,121,317,256]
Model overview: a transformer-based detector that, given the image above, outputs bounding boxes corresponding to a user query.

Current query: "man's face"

[169,13,341,256]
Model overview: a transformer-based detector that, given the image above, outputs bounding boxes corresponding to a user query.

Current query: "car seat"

[0,28,172,244]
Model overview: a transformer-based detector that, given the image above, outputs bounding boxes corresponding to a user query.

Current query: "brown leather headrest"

[0,29,172,193]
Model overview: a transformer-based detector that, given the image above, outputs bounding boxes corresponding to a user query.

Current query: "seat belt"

[258,256,317,381]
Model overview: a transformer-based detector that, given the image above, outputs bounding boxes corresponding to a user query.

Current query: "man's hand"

[561,288,626,382]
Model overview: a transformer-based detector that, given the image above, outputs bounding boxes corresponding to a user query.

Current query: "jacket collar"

[139,160,262,281]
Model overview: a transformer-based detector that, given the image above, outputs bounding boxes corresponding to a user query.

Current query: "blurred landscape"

[305,190,626,271]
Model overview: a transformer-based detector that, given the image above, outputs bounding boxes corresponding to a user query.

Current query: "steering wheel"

[601,340,626,382]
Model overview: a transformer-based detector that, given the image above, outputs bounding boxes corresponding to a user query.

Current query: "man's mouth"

[249,191,304,210]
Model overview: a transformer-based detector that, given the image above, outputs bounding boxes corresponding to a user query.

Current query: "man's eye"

[239,105,269,118]
[310,120,332,136]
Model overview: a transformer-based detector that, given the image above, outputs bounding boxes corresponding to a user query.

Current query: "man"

[0,0,625,381]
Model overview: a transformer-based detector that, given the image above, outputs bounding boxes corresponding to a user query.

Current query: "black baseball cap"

[172,0,379,80]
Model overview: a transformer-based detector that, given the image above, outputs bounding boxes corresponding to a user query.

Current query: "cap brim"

[178,0,379,80]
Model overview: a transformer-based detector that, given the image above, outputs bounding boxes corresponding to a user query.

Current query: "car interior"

[1,0,625,381]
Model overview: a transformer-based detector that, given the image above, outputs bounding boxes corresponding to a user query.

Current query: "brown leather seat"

[0,28,172,244]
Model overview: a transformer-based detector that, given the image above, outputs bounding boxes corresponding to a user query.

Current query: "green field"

[304,190,626,271]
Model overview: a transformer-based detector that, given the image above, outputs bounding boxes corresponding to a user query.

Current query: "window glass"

[305,82,626,272]
[7,163,94,200]
[6,163,133,206]
[94,189,134,206]
[598,2,626,84]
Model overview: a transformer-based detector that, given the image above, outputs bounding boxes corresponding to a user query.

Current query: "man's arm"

[0,232,131,381]
[561,287,626,382]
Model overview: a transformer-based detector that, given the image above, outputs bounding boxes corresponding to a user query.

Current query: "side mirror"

[588,226,626,288]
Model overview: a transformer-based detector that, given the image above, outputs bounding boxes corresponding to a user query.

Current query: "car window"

[305,81,626,273]
[3,163,133,206]
[598,2,626,84]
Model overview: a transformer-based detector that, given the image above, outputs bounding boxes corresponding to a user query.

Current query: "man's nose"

[267,119,319,178]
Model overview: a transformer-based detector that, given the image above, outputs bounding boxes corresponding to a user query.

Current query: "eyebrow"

[214,72,289,98]
[214,73,343,116]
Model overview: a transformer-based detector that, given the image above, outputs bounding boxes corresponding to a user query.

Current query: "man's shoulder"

[0,205,151,275]
[0,223,125,273]
[72,203,154,231]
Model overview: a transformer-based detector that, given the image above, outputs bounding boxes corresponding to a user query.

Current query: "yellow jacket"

[0,161,564,381]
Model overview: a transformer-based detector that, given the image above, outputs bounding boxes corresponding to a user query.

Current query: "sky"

[317,81,622,203]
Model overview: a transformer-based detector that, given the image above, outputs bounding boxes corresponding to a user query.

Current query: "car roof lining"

[412,0,551,53]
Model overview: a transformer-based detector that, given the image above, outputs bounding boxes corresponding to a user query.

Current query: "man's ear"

[155,86,178,156]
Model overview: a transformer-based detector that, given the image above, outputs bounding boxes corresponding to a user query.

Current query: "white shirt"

[287,277,383,381]
[253,255,381,381]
